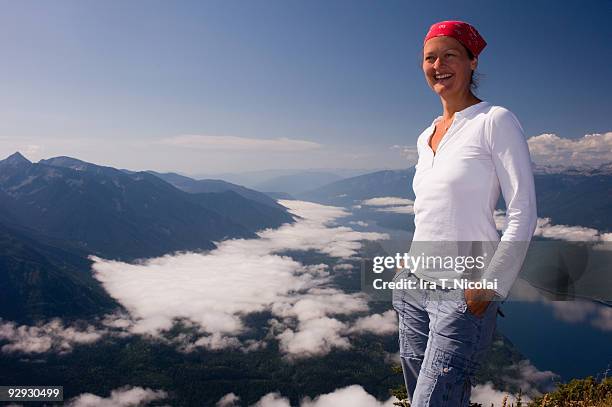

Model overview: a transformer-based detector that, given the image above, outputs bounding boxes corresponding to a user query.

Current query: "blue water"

[497,301,612,381]
[360,217,612,382]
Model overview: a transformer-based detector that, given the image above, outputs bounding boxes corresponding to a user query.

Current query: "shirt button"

[443,367,449,373]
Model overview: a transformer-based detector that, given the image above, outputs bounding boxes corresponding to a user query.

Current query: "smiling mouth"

[434,73,453,82]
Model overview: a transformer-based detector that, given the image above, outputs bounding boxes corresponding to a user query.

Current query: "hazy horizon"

[0,1,609,174]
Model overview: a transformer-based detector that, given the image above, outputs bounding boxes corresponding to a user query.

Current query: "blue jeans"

[392,271,498,406]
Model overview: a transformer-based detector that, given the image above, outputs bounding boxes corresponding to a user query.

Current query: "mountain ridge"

[0,153,294,261]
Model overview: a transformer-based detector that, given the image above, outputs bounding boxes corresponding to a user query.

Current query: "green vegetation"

[530,376,612,407]
[390,373,612,407]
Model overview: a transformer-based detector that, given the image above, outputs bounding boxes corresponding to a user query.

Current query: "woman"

[392,21,537,406]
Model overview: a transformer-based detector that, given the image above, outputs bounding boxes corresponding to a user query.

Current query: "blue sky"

[0,0,609,174]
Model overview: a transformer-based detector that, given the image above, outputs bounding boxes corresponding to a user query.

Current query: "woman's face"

[422,36,477,98]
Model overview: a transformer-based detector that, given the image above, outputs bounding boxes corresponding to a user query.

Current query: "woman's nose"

[433,57,443,69]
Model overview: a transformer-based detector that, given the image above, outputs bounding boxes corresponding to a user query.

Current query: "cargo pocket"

[423,348,476,407]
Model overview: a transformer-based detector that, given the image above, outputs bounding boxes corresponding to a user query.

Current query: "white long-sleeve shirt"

[410,101,537,298]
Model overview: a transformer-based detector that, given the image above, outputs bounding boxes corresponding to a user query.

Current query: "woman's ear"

[470,57,478,71]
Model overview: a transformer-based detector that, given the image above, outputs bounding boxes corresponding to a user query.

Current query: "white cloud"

[592,306,612,331]
[216,392,241,407]
[547,300,612,332]
[494,211,608,242]
[157,135,322,152]
[384,351,401,365]
[361,197,414,215]
[472,359,558,402]
[347,311,397,335]
[91,200,389,356]
[300,385,397,407]
[270,288,370,358]
[470,382,526,406]
[276,316,352,358]
[0,319,105,354]
[391,145,418,166]
[527,132,612,168]
[545,300,597,323]
[534,218,602,241]
[271,298,398,358]
[227,385,397,407]
[509,280,612,333]
[361,197,414,207]
[65,386,167,407]
[332,263,354,271]
[500,359,558,397]
[375,206,414,215]
[251,392,291,407]
[349,221,369,227]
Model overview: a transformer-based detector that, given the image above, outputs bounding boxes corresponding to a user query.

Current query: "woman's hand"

[464,288,496,317]
[394,258,407,276]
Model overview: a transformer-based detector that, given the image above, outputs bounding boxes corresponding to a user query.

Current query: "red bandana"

[424,20,487,57]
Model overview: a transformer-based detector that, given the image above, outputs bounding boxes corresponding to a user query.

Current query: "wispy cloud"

[347,310,397,335]
[0,201,396,357]
[374,206,414,214]
[470,382,527,406]
[391,145,418,166]
[534,218,605,241]
[501,359,558,397]
[65,386,167,407]
[157,135,322,152]
[362,197,414,207]
[494,211,609,242]
[470,357,558,403]
[90,200,391,357]
[361,197,414,215]
[216,392,240,407]
[299,385,397,407]
[546,300,612,332]
[0,319,105,354]
[508,279,612,332]
[219,385,397,407]
[527,132,612,168]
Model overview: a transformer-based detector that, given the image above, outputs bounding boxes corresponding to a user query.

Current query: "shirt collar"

[431,101,489,126]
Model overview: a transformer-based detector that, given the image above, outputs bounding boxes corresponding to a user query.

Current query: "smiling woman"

[392,20,538,406]
[421,30,482,154]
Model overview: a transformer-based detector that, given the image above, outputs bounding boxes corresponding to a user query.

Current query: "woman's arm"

[480,107,538,300]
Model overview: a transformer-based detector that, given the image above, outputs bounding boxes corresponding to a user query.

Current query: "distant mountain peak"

[39,156,91,171]
[0,152,31,166]
[534,162,612,176]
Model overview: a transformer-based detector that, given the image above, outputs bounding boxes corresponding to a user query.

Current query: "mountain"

[0,221,117,324]
[534,162,612,176]
[299,167,612,232]
[146,171,285,210]
[297,169,416,207]
[533,172,611,231]
[40,156,118,176]
[1,151,30,166]
[252,171,344,195]
[191,168,375,189]
[264,192,295,200]
[0,153,294,260]
[189,190,295,232]
[0,152,295,323]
